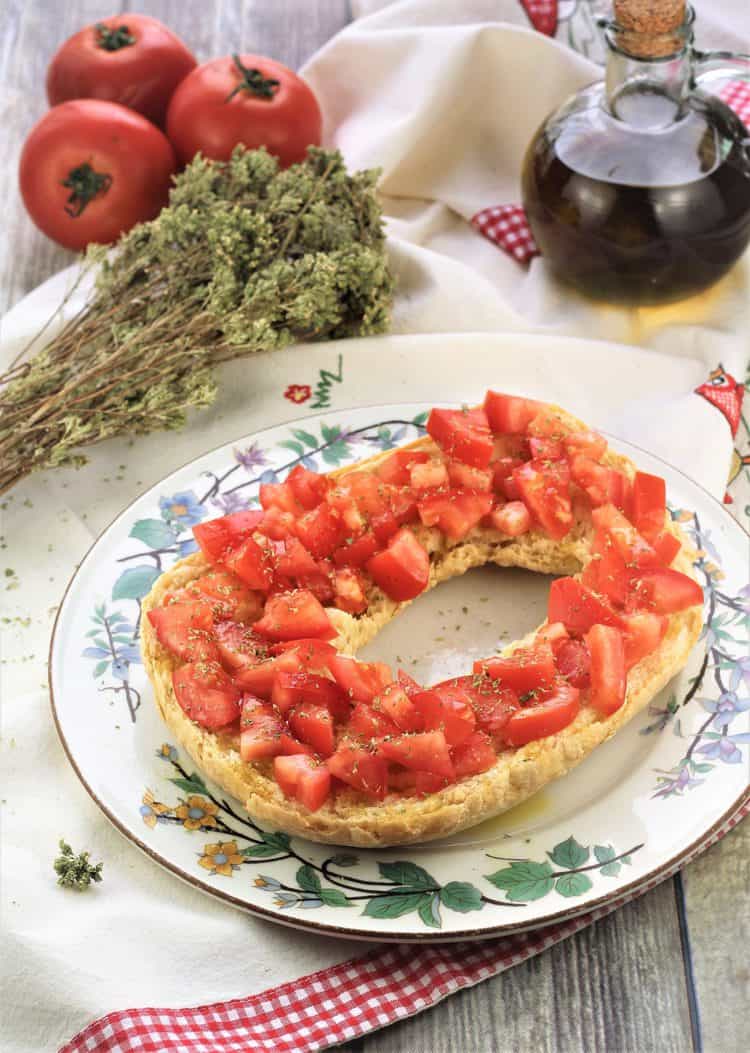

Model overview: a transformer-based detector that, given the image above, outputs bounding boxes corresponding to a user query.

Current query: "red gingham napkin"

[474,79,750,265]
[60,799,747,1053]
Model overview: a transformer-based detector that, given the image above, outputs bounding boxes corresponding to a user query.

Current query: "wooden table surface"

[1,3,747,1051]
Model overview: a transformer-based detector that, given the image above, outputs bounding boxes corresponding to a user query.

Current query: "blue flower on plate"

[178,538,199,557]
[159,490,204,528]
[234,443,269,471]
[212,491,251,516]
[697,733,750,765]
[700,691,750,729]
[730,656,750,693]
[156,744,179,763]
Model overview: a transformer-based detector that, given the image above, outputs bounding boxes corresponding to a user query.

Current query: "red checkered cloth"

[472,204,540,264]
[520,0,558,36]
[720,79,750,128]
[60,799,747,1053]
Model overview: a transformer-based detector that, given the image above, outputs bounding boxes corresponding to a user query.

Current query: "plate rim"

[49,401,750,942]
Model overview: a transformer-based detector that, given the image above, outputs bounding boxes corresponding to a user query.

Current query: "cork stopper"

[612,1,687,58]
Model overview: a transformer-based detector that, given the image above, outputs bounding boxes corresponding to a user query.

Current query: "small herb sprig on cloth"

[0,146,393,495]
[54,840,103,890]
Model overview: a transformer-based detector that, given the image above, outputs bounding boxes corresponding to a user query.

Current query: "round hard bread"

[140,407,703,847]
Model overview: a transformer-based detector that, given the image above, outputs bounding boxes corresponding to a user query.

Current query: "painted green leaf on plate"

[485,861,555,901]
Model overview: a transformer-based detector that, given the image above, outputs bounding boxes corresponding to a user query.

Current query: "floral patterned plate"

[50,405,749,942]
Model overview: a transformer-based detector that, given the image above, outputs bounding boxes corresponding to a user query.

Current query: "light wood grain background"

[1,3,748,1051]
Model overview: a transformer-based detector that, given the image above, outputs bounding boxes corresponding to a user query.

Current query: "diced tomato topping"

[564,430,607,460]
[627,568,703,614]
[442,674,520,739]
[374,682,423,732]
[582,529,630,606]
[630,471,666,539]
[555,639,591,689]
[329,656,393,702]
[591,504,658,568]
[366,527,430,602]
[490,501,531,537]
[446,460,493,492]
[213,620,269,671]
[189,571,263,623]
[651,530,682,566]
[535,621,569,652]
[417,490,493,539]
[172,661,241,730]
[257,506,296,541]
[327,746,389,799]
[412,683,476,745]
[287,465,329,510]
[224,535,276,591]
[148,601,218,663]
[410,460,449,490]
[268,638,336,668]
[484,391,542,435]
[288,704,335,757]
[333,532,379,568]
[492,456,524,496]
[474,643,556,695]
[274,536,319,580]
[375,450,430,486]
[569,456,629,510]
[332,566,368,615]
[294,503,344,559]
[621,611,669,668]
[427,407,494,468]
[514,459,573,540]
[397,668,423,698]
[528,437,564,460]
[259,481,298,514]
[585,625,627,715]
[503,683,580,746]
[270,671,349,719]
[379,731,455,778]
[527,406,572,441]
[547,577,624,634]
[278,733,316,758]
[414,772,451,795]
[192,510,264,562]
[254,589,337,641]
[274,754,331,811]
[234,650,300,698]
[452,730,496,777]
[347,702,399,741]
[239,696,284,760]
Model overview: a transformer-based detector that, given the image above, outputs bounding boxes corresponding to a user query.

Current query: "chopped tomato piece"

[490,501,531,537]
[514,460,573,540]
[192,510,264,562]
[651,530,682,566]
[527,406,572,441]
[366,527,430,602]
[234,651,300,698]
[288,704,335,757]
[535,621,569,652]
[528,437,564,460]
[224,535,276,591]
[411,459,449,490]
[172,661,240,730]
[259,481,298,514]
[503,683,580,746]
[397,668,423,698]
[375,449,430,486]
[414,771,451,795]
[347,702,399,741]
[257,507,296,541]
[253,589,337,641]
[268,638,335,668]
[474,643,556,694]
[412,683,476,745]
[327,746,389,799]
[484,391,542,435]
[547,578,624,634]
[492,456,524,498]
[332,532,379,568]
[621,611,669,668]
[627,568,703,614]
[564,430,607,460]
[441,675,520,739]
[148,601,218,663]
[427,407,494,468]
[275,536,319,580]
[333,567,368,615]
[374,682,423,732]
[295,563,336,606]
[278,733,316,758]
[189,571,263,622]
[379,731,455,778]
[213,620,269,671]
[630,471,666,540]
[446,460,493,492]
[239,696,284,760]
[417,490,493,539]
[270,671,349,718]
[287,465,329,510]
[329,656,393,702]
[452,730,496,777]
[585,625,627,715]
[274,754,331,811]
[294,503,344,559]
[555,639,591,689]
[569,456,629,510]
[591,504,659,568]
[582,529,630,606]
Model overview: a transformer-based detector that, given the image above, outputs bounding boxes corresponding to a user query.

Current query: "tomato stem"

[225,54,280,102]
[94,22,136,51]
[61,163,112,218]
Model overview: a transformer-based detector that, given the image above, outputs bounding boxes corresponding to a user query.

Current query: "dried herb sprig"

[0,147,393,495]
[54,840,104,890]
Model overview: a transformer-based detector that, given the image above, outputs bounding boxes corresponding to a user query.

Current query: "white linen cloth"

[1,3,748,1051]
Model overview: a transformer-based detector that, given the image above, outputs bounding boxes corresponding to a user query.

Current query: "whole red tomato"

[19,100,177,251]
[46,14,196,127]
[166,54,322,168]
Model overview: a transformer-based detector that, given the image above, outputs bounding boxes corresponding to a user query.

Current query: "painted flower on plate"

[198,840,244,876]
[156,744,179,763]
[159,490,204,528]
[234,442,269,471]
[175,796,219,830]
[140,790,172,828]
[284,383,311,404]
[697,733,750,764]
[211,492,251,516]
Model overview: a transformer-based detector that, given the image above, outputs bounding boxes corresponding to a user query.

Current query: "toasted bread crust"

[140,409,703,846]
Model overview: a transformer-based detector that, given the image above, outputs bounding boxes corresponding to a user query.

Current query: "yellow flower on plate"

[140,789,172,829]
[198,840,244,876]
[175,795,219,830]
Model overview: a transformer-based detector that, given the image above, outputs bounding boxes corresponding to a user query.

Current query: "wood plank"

[338,881,694,1052]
